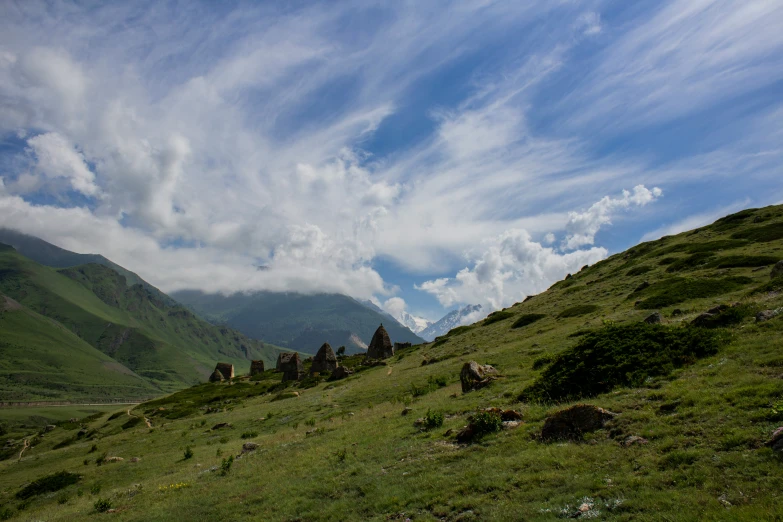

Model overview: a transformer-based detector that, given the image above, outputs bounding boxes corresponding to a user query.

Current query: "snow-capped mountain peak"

[419,304,483,341]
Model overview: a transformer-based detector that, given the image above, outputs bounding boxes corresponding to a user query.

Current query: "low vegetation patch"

[519,323,722,402]
[626,265,653,276]
[635,276,753,309]
[16,471,81,500]
[707,255,779,268]
[691,304,756,328]
[482,310,515,326]
[665,253,715,273]
[511,313,546,329]
[731,223,783,243]
[470,410,503,438]
[557,305,600,318]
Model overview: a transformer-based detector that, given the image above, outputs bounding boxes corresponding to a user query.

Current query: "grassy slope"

[0,294,157,402]
[172,291,425,354]
[0,247,288,394]
[1,206,783,520]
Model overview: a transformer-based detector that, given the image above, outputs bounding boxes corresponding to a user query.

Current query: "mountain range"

[419,304,483,341]
[172,290,425,354]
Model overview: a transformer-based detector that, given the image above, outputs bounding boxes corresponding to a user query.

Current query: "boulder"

[249,360,265,376]
[310,343,338,375]
[330,366,353,380]
[766,427,783,452]
[644,312,662,324]
[634,281,650,292]
[401,407,413,416]
[211,422,232,430]
[771,260,783,280]
[756,309,781,323]
[209,369,225,383]
[671,309,683,317]
[366,324,394,360]
[105,456,124,463]
[690,313,715,327]
[706,304,729,315]
[481,407,522,421]
[460,361,498,393]
[130,457,140,463]
[541,404,617,441]
[622,435,649,447]
[279,353,303,382]
[241,442,259,454]
[44,425,56,432]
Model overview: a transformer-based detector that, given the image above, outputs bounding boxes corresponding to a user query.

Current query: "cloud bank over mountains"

[0,1,781,319]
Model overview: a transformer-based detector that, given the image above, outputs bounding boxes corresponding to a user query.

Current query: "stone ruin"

[278,352,303,382]
[366,323,394,360]
[250,360,265,376]
[393,342,412,351]
[310,343,338,376]
[209,362,234,382]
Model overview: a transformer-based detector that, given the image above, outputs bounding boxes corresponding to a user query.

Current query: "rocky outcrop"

[280,353,303,382]
[250,360,265,376]
[330,366,353,380]
[366,324,394,360]
[771,260,783,280]
[766,427,783,452]
[644,312,662,324]
[541,404,617,441]
[213,363,234,380]
[756,309,781,322]
[310,343,338,375]
[460,361,498,393]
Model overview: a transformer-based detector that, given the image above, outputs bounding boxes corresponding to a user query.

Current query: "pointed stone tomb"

[250,360,265,376]
[366,323,394,360]
[209,369,225,383]
[213,362,234,380]
[279,353,303,382]
[310,343,338,376]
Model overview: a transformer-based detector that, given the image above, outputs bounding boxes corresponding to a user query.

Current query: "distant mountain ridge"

[173,290,425,354]
[419,304,483,341]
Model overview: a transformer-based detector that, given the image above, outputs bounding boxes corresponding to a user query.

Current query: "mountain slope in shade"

[0,242,287,396]
[0,292,157,402]
[419,304,483,341]
[172,291,425,354]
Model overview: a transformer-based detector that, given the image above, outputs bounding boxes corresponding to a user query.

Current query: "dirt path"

[18,439,29,462]
[127,408,152,428]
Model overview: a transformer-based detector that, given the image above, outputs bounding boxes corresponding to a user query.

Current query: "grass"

[634,276,753,309]
[510,313,546,329]
[557,304,600,318]
[1,204,783,521]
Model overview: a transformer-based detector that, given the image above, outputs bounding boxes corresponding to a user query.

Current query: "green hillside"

[0,245,287,395]
[172,290,425,354]
[0,293,157,402]
[0,229,175,307]
[1,205,783,521]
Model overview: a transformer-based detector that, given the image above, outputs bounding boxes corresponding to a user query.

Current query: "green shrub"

[749,276,783,295]
[532,355,554,370]
[691,304,756,328]
[0,507,12,520]
[240,431,258,439]
[519,323,722,403]
[665,253,714,273]
[90,484,101,495]
[635,276,753,309]
[94,498,112,513]
[121,416,142,430]
[511,313,546,329]
[220,455,234,476]
[183,446,193,460]
[483,311,514,326]
[470,411,503,438]
[424,410,444,430]
[446,325,474,337]
[658,257,677,265]
[659,450,700,469]
[88,444,98,453]
[731,223,783,242]
[707,255,779,268]
[16,471,81,500]
[626,265,652,276]
[557,305,600,318]
[107,411,124,421]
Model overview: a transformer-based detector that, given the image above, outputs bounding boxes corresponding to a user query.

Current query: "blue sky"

[0,1,781,325]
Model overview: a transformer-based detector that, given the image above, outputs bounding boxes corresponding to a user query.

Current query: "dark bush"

[511,313,546,329]
[445,325,474,337]
[635,276,753,309]
[532,355,554,370]
[470,411,503,437]
[107,411,124,421]
[691,304,756,328]
[731,223,783,243]
[749,276,783,295]
[665,253,715,273]
[220,455,234,476]
[94,498,112,513]
[240,431,258,439]
[626,265,653,276]
[519,323,722,403]
[16,471,81,500]
[183,446,193,460]
[482,311,514,326]
[121,416,142,429]
[557,305,600,318]
[424,410,444,430]
[707,255,779,269]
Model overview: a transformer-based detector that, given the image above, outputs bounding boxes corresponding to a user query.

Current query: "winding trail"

[127,408,152,428]
[18,439,29,462]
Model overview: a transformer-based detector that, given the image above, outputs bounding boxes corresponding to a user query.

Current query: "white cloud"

[562,185,662,250]
[26,133,99,196]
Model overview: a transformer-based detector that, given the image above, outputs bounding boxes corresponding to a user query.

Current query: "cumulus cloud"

[26,133,99,196]
[562,185,662,250]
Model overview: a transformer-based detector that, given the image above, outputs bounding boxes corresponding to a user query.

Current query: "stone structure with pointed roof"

[279,353,303,382]
[212,362,234,381]
[250,360,265,376]
[366,323,394,360]
[310,342,338,375]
